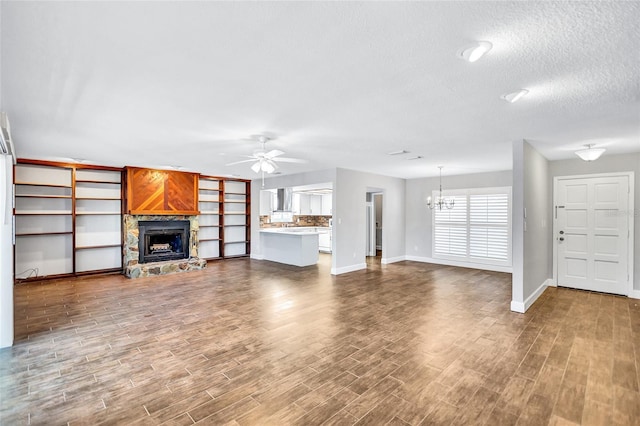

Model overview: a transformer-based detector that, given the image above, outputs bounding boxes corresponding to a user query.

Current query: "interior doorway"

[553,172,634,295]
[366,191,383,261]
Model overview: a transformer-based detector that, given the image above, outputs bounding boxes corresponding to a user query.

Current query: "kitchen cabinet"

[259,190,274,215]
[321,194,332,215]
[301,194,311,214]
[318,228,331,253]
[295,193,323,215]
[309,195,322,215]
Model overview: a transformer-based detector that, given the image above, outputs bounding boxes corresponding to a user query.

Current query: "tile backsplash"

[260,215,331,228]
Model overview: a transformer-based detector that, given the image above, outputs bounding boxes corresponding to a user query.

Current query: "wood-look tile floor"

[1,255,639,425]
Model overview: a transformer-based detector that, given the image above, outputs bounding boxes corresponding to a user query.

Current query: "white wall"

[0,2,14,349]
[333,168,405,273]
[549,152,640,294]
[405,169,512,262]
[1,156,14,348]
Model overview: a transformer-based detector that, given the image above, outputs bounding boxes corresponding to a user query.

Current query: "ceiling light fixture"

[427,166,455,210]
[458,41,493,63]
[575,144,605,162]
[501,89,529,103]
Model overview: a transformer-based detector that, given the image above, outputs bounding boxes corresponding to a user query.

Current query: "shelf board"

[15,231,73,237]
[223,240,250,244]
[223,212,249,215]
[223,200,246,204]
[15,194,71,199]
[76,244,121,250]
[15,182,72,188]
[75,212,121,215]
[15,211,72,215]
[198,188,220,192]
[199,238,221,242]
[224,192,247,195]
[199,211,221,215]
[199,225,222,228]
[75,197,122,200]
[223,224,249,227]
[75,179,121,184]
[199,199,220,203]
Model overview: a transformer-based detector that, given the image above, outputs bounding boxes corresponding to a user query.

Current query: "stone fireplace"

[123,215,206,278]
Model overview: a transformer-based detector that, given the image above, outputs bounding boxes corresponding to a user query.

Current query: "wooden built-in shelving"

[14,160,124,280]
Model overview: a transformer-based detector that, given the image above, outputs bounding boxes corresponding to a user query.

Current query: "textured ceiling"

[2,1,639,179]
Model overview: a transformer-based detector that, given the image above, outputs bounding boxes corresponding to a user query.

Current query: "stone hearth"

[123,214,206,278]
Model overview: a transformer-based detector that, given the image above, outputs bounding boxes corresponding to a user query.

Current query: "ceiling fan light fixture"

[501,89,529,103]
[261,160,276,174]
[458,41,492,63]
[575,144,605,161]
[251,161,261,173]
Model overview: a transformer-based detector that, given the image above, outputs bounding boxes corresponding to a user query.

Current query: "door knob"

[559,230,564,235]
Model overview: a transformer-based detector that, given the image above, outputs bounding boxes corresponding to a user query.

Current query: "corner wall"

[512,140,552,313]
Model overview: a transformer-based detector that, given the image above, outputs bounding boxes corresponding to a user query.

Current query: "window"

[433,187,511,267]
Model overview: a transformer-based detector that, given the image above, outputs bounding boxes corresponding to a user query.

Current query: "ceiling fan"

[226,135,306,184]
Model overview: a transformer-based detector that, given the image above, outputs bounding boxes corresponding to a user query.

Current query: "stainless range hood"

[273,188,293,212]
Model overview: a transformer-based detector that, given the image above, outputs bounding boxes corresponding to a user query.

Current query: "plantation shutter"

[433,195,467,256]
[469,193,509,261]
[432,187,511,268]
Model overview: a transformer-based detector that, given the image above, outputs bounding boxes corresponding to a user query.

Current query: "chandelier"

[427,166,455,210]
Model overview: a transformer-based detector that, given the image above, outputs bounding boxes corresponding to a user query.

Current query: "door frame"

[552,171,635,295]
[366,201,375,256]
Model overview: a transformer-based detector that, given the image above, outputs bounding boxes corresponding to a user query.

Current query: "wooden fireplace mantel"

[125,167,200,215]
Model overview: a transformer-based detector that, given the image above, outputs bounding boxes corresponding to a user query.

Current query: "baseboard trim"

[331,263,367,275]
[510,301,526,313]
[404,255,512,274]
[511,278,552,314]
[629,289,640,300]
[250,254,264,260]
[381,256,406,265]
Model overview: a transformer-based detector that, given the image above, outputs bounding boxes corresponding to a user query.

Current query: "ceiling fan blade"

[273,157,307,164]
[226,159,256,166]
[264,149,284,159]
[251,161,262,173]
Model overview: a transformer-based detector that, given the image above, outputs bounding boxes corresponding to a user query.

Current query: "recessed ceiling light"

[388,150,409,156]
[458,41,493,63]
[501,89,529,103]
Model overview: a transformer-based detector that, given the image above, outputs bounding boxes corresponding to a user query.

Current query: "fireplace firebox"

[138,220,190,263]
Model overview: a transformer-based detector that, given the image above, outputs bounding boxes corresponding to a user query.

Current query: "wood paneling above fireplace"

[125,167,199,215]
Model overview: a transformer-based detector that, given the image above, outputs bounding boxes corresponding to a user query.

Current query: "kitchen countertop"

[259,227,330,236]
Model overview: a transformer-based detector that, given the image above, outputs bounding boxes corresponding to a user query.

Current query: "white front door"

[555,175,630,295]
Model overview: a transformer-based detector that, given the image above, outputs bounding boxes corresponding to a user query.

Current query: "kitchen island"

[259,228,319,267]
